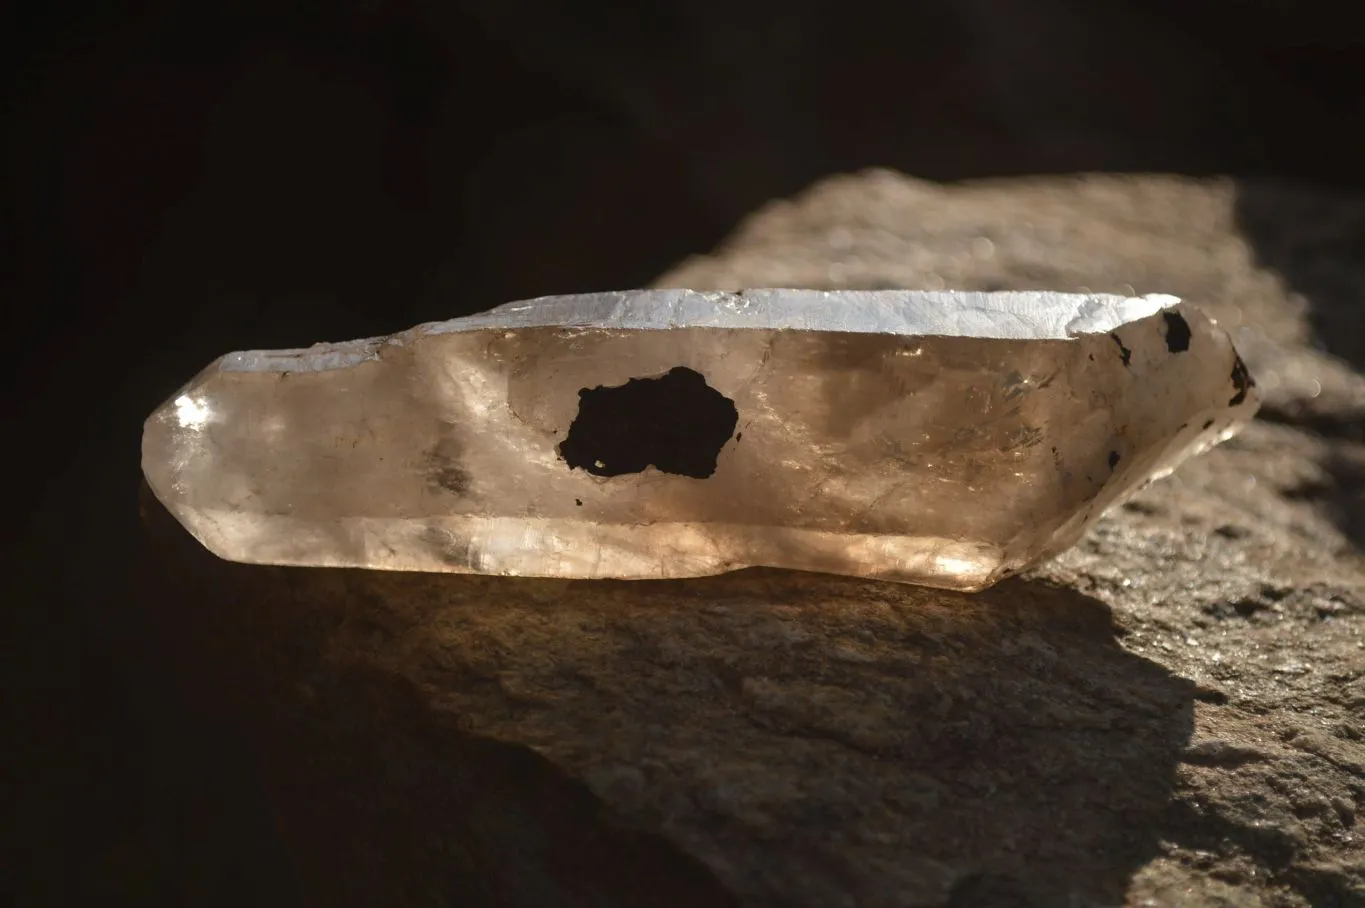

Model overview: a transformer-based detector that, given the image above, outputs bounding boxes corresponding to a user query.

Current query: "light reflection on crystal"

[174,394,212,430]
[142,290,1259,590]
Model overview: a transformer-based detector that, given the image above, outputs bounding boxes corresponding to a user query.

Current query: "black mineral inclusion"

[1162,311,1192,353]
[1110,333,1132,366]
[558,366,739,479]
[1228,354,1253,406]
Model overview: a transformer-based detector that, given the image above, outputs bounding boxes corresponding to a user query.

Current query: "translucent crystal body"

[142,290,1258,590]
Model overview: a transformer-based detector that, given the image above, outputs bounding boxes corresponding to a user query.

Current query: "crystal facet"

[141,289,1259,590]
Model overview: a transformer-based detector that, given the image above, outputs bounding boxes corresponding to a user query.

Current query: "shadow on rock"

[1233,182,1365,550]
[1234,182,1365,380]
[262,668,735,908]
[141,491,1196,907]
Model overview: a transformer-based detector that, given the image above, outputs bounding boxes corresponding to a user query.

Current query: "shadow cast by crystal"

[139,487,1196,907]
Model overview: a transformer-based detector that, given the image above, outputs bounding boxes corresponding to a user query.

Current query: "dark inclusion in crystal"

[1110,333,1132,366]
[559,366,739,479]
[1228,354,1253,406]
[1162,312,1192,353]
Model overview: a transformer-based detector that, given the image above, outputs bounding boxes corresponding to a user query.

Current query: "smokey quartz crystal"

[141,289,1259,590]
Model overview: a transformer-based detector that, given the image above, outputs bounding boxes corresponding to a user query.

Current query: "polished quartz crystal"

[142,289,1259,590]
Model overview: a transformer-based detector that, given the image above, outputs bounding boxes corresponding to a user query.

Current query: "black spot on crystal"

[1162,312,1191,353]
[574,498,583,506]
[1110,333,1132,366]
[1202,419,1215,430]
[559,366,738,478]
[1108,450,1120,471]
[1228,354,1253,406]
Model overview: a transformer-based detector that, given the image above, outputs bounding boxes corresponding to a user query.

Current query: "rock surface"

[142,172,1364,907]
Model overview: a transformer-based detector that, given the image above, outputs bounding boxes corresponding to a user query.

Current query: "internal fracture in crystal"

[141,289,1259,590]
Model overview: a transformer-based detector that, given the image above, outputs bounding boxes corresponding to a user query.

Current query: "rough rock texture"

[142,173,1364,907]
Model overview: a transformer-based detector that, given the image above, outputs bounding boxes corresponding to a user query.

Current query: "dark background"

[4,1,1363,904]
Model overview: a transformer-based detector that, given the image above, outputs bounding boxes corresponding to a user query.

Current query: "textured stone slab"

[134,174,1365,908]
[142,289,1258,589]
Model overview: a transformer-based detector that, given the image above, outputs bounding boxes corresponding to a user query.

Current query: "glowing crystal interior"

[142,290,1258,590]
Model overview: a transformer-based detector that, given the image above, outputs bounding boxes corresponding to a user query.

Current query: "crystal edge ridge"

[217,289,1182,374]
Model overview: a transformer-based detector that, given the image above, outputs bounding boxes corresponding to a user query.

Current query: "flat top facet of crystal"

[143,289,1259,591]
[220,290,1181,373]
